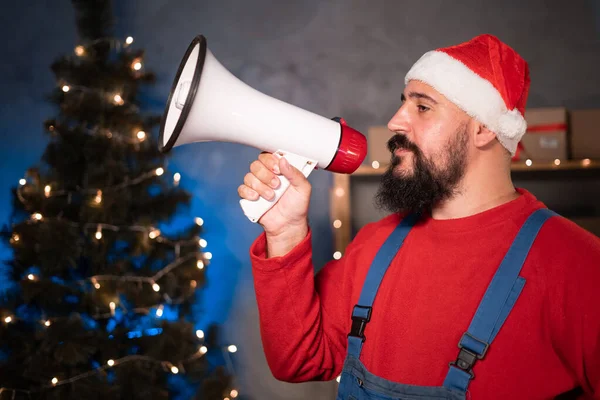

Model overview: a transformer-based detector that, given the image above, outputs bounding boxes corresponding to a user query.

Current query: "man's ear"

[471,121,497,150]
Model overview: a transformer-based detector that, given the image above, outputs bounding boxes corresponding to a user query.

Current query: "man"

[238,34,600,399]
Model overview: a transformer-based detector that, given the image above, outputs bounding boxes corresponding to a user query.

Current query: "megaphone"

[159,35,367,223]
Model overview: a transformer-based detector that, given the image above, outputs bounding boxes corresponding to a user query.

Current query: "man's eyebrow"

[401,91,439,105]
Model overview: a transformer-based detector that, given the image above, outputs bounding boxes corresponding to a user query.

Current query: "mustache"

[387,134,420,154]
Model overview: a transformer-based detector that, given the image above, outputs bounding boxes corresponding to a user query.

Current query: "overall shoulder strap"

[347,213,420,359]
[444,208,558,392]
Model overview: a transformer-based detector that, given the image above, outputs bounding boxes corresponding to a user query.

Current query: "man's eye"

[417,105,429,112]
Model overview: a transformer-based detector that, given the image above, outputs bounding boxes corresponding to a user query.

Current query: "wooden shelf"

[352,159,600,176]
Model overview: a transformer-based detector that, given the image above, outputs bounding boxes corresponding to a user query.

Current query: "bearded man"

[238,34,600,399]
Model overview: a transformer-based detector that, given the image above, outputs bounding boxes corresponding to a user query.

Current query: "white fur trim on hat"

[404,50,527,155]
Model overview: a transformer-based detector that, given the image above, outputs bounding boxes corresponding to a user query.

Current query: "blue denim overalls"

[336,209,557,400]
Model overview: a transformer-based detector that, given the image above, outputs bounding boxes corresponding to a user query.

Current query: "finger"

[278,157,309,189]
[258,152,281,175]
[250,160,280,189]
[244,172,275,201]
[238,184,259,200]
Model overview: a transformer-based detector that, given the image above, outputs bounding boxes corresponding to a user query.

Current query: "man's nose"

[387,104,411,134]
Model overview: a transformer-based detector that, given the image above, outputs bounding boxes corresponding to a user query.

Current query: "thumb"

[279,156,308,189]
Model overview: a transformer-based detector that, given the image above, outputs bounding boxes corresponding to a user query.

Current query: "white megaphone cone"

[159,35,367,223]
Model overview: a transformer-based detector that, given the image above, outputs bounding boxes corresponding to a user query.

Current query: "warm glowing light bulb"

[32,213,43,221]
[228,345,237,353]
[51,377,58,385]
[107,359,115,367]
[62,85,70,92]
[113,94,124,105]
[133,61,142,71]
[156,306,163,317]
[94,282,101,289]
[155,167,164,176]
[196,329,204,339]
[230,389,239,398]
[19,178,26,185]
[149,229,161,239]
[333,220,342,229]
[74,45,85,56]
[525,159,533,167]
[125,36,134,44]
[137,130,146,140]
[173,173,181,185]
[44,320,51,327]
[335,188,345,197]
[109,302,116,311]
[372,161,380,169]
[95,190,102,204]
[204,252,213,260]
[4,316,12,323]
[333,251,342,260]
[152,283,160,292]
[44,185,51,197]
[27,274,35,281]
[199,239,207,248]
[554,159,561,166]
[195,217,204,226]
[95,227,103,240]
[197,260,204,270]
[582,158,591,167]
[199,346,208,354]
[171,366,179,374]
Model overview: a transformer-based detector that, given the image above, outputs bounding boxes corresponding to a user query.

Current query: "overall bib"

[336,209,557,400]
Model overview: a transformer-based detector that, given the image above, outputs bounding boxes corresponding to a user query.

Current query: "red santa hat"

[405,34,530,156]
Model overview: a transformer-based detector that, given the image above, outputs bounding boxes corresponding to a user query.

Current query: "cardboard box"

[570,109,600,159]
[517,107,568,161]
[367,126,394,165]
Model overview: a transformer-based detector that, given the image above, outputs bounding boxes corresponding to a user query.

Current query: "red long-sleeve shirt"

[249,189,600,399]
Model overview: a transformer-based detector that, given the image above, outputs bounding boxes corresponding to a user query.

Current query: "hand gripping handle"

[239,150,317,223]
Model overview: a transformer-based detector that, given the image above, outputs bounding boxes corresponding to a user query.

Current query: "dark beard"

[374,126,468,215]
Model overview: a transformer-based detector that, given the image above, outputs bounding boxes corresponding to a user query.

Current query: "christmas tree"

[0,0,240,399]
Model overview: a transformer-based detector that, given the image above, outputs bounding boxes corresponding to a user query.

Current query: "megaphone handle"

[240,150,317,223]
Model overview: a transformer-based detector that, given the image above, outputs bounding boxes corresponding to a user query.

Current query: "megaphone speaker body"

[159,35,367,223]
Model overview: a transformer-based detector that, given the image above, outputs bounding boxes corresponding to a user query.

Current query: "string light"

[152,283,160,292]
[74,45,85,56]
[155,167,164,176]
[4,316,12,323]
[204,252,212,260]
[136,130,146,141]
[44,185,51,197]
[113,94,124,105]
[170,366,179,374]
[230,389,239,398]
[107,359,115,367]
[333,220,342,229]
[196,260,204,270]
[195,217,204,226]
[333,251,342,260]
[44,320,51,327]
[125,36,134,45]
[62,85,70,92]
[196,330,204,339]
[371,161,380,169]
[11,233,20,243]
[199,346,208,354]
[335,188,345,197]
[173,173,181,186]
[582,158,591,167]
[190,280,197,288]
[132,60,142,71]
[94,190,103,204]
[227,345,237,353]
[19,178,26,186]
[32,213,43,221]
[51,378,58,386]
[525,159,533,167]
[149,229,161,239]
[554,159,561,166]
[156,305,164,317]
[95,226,103,240]
[109,302,116,315]
[198,239,207,248]
[92,278,101,289]
[27,274,35,281]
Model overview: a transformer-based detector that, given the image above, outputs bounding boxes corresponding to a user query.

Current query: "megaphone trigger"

[239,150,317,223]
